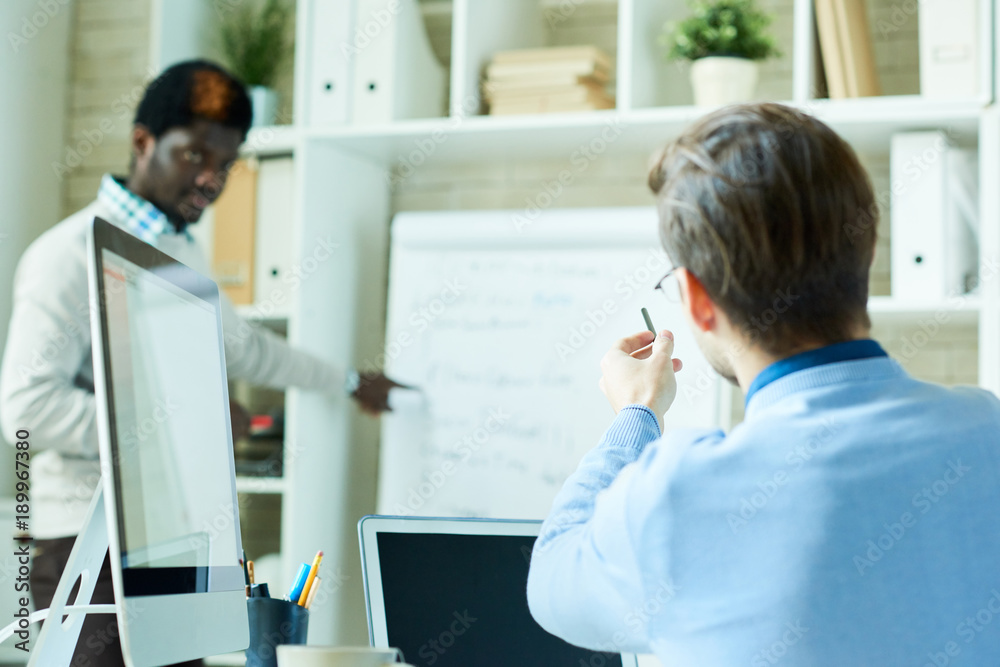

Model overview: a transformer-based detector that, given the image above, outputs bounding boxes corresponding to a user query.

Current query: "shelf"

[205,652,245,666]
[236,476,287,494]
[868,295,981,323]
[235,304,292,324]
[308,107,641,164]
[802,96,985,151]
[242,125,299,158]
[308,97,986,168]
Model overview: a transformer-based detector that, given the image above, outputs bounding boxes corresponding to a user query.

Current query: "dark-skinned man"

[0,60,406,666]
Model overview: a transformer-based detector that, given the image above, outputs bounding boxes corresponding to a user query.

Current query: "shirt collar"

[745,339,889,406]
[97,174,192,245]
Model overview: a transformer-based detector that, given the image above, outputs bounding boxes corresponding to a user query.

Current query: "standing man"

[527,103,1000,664]
[0,60,403,665]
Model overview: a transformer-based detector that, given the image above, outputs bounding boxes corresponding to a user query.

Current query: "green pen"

[641,307,656,339]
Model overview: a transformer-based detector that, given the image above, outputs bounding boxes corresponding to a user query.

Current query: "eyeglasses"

[654,267,682,302]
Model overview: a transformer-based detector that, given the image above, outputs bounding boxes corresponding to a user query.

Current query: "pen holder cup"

[246,597,310,667]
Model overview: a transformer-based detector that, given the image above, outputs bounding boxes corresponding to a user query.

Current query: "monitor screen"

[98,245,243,595]
[375,532,625,667]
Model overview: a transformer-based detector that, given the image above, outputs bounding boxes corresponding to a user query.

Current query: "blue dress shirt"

[527,344,1000,665]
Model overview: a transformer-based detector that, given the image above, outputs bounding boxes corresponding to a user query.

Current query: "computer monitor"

[79,216,248,665]
[359,516,640,667]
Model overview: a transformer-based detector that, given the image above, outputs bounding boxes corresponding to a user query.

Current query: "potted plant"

[663,0,780,107]
[217,0,293,127]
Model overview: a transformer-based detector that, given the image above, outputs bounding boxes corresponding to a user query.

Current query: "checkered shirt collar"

[97,174,191,245]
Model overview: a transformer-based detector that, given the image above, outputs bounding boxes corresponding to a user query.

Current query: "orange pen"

[297,551,323,607]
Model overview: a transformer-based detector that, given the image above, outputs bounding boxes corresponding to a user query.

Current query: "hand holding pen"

[597,308,683,431]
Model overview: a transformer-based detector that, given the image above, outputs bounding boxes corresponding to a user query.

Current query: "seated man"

[527,103,1000,664]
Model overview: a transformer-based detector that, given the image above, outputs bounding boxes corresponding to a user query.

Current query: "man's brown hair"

[648,103,878,353]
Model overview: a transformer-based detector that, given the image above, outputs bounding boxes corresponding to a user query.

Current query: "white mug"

[275,645,414,667]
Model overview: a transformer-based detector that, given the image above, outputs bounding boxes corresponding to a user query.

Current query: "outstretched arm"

[527,330,682,653]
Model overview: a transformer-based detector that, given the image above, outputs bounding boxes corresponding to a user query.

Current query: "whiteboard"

[377,208,725,520]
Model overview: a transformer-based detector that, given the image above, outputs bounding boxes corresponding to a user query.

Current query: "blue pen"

[288,563,311,602]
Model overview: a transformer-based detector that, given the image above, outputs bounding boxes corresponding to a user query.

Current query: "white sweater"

[0,199,343,538]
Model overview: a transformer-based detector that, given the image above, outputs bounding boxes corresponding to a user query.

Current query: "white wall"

[0,4,72,659]
[0,1,73,496]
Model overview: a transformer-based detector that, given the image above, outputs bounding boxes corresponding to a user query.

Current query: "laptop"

[358,516,640,666]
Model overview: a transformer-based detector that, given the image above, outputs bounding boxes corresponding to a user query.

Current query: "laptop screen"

[375,531,626,666]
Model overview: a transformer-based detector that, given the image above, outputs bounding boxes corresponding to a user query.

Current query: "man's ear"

[679,268,716,333]
[130,124,156,172]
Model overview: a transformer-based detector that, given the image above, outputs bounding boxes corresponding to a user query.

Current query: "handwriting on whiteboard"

[378,211,722,520]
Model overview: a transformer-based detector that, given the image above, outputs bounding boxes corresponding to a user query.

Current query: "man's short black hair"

[134,59,253,140]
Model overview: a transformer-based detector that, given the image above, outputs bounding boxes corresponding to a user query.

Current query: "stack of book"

[814,0,881,98]
[483,46,615,115]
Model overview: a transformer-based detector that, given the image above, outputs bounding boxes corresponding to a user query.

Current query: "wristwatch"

[344,368,361,396]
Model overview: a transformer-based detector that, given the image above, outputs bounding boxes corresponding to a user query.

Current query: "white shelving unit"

[243,125,300,159]
[155,0,997,655]
[235,476,288,495]
[867,296,982,323]
[234,303,294,327]
[305,96,985,164]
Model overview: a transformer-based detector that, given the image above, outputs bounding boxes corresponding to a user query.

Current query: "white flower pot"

[249,85,279,127]
[689,57,760,107]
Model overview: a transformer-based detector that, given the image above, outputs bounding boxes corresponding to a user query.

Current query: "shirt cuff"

[600,404,662,451]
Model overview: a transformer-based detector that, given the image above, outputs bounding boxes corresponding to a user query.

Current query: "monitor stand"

[26,484,118,666]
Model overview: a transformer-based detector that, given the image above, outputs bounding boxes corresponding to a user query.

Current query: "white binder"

[351,0,447,124]
[306,0,357,125]
[254,157,296,308]
[919,0,979,99]
[890,132,979,302]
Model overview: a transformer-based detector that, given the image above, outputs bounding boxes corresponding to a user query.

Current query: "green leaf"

[662,0,781,62]
[214,0,293,88]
